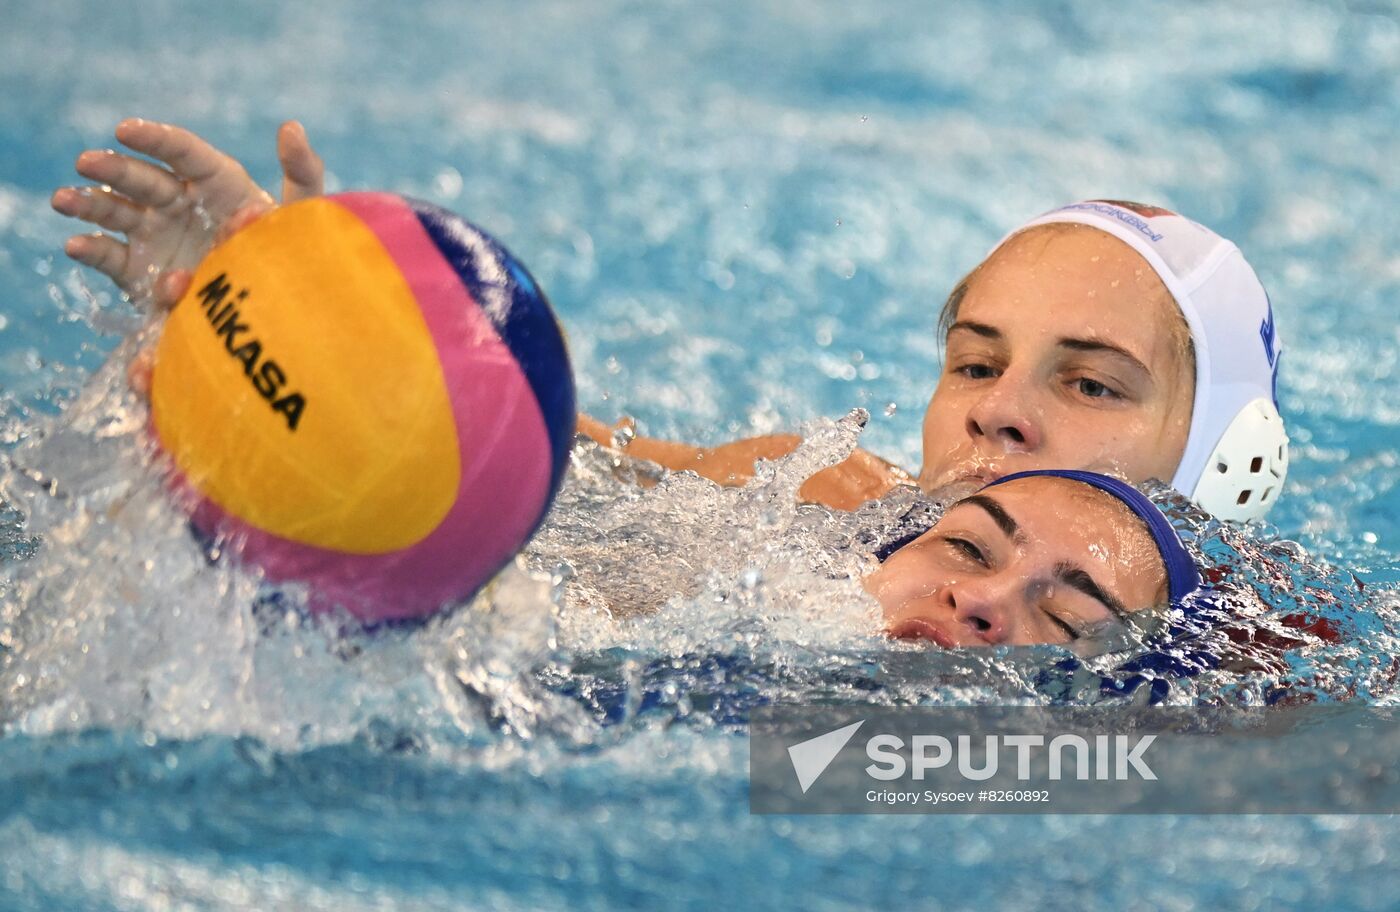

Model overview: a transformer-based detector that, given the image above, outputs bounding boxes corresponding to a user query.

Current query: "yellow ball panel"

[150,199,461,555]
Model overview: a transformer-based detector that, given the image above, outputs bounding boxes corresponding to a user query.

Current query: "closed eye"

[943,536,988,566]
[1042,609,1081,641]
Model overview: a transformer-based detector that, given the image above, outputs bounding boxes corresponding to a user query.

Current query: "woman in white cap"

[586,198,1287,520]
[586,198,1285,520]
[912,200,1287,520]
[51,122,1286,521]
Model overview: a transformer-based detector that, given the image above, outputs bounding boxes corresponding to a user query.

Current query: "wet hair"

[936,223,1196,378]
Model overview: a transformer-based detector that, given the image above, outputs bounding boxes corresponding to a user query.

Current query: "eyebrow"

[954,496,1136,621]
[1056,337,1151,376]
[946,320,1000,340]
[1053,561,1128,621]
[958,494,1021,541]
[946,322,1152,377]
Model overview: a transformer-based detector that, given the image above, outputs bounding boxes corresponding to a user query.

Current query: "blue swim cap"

[984,470,1216,703]
[985,469,1202,609]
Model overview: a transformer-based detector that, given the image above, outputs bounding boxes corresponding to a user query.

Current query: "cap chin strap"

[1189,397,1289,521]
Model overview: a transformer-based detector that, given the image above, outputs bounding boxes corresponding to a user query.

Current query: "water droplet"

[432,166,463,200]
[611,423,637,448]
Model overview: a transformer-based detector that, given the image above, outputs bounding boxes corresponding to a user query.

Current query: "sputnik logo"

[787,720,865,793]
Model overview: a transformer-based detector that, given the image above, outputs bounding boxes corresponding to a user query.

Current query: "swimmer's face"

[865,476,1167,647]
[918,225,1194,498]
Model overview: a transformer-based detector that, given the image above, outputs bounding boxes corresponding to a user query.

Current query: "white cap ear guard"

[999,200,1287,520]
[1190,397,1289,521]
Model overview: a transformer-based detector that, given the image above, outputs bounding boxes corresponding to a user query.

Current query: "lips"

[886,617,958,648]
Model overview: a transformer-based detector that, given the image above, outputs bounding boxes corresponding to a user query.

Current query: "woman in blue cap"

[867,469,1200,647]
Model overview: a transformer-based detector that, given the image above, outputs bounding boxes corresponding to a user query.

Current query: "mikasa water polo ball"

[150,192,575,622]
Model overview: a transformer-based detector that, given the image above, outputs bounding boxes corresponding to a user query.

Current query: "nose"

[941,578,1012,645]
[965,373,1042,454]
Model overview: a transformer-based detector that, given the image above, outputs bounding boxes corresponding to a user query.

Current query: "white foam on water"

[2,330,1398,771]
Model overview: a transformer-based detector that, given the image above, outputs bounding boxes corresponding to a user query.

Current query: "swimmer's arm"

[576,414,911,511]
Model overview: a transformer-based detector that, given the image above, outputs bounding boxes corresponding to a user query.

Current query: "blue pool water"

[3,1,1400,909]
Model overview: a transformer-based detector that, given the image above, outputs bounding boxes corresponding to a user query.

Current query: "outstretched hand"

[52,117,327,395]
[51,118,326,311]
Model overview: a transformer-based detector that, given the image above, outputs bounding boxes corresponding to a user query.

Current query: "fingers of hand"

[114,117,274,221]
[154,269,193,312]
[278,120,325,202]
[74,148,185,209]
[115,118,227,184]
[51,185,145,235]
[116,117,268,209]
[63,233,131,285]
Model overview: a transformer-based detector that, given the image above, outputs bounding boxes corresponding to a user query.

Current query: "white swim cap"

[992,200,1287,521]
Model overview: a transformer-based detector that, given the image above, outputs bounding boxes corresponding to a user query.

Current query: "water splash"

[2,337,1398,764]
